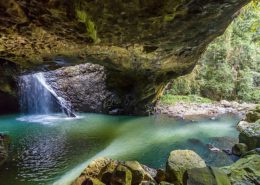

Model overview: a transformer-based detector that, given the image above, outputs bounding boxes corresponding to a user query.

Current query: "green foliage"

[165,2,260,103]
[76,9,98,43]
[160,95,212,105]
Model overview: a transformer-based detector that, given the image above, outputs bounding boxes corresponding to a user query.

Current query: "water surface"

[0,113,239,185]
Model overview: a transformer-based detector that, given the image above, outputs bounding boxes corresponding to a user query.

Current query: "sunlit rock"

[166,150,206,185]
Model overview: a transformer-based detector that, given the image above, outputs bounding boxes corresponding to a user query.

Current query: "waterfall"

[19,72,76,117]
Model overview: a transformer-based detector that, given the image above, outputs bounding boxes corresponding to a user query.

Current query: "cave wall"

[0,0,251,114]
[0,60,19,113]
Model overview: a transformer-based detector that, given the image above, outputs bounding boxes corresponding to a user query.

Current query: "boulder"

[184,166,231,185]
[232,143,248,156]
[166,150,206,185]
[81,157,111,178]
[99,160,118,184]
[111,164,132,185]
[73,176,105,185]
[125,161,151,185]
[221,154,260,185]
[72,157,111,185]
[237,120,260,150]
[245,106,260,123]
[155,169,167,183]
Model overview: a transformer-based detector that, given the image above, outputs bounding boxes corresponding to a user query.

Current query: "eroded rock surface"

[72,158,157,185]
[45,63,122,113]
[0,0,251,114]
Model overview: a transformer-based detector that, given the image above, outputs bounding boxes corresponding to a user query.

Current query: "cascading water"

[19,72,76,117]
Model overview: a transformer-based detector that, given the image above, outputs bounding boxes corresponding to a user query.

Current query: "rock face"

[0,0,251,114]
[221,154,260,185]
[166,150,206,185]
[0,60,19,114]
[45,63,122,113]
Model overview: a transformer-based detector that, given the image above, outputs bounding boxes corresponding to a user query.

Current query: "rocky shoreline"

[73,106,260,185]
[155,100,257,121]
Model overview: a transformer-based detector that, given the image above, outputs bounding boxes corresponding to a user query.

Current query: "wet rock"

[111,164,132,185]
[99,161,118,184]
[232,143,248,156]
[186,138,234,167]
[237,120,260,150]
[45,64,121,114]
[221,154,260,185]
[166,150,206,185]
[155,169,167,183]
[223,149,232,155]
[184,166,231,185]
[73,176,105,185]
[141,164,157,179]
[124,161,147,185]
[72,157,111,184]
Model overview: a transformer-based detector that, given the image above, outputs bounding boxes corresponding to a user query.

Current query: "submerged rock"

[166,150,206,185]
[0,133,10,166]
[221,154,260,185]
[0,145,7,166]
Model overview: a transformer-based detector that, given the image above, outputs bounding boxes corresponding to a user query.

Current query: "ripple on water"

[0,113,240,185]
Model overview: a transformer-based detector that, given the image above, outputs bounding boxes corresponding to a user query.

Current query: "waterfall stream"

[19,72,76,117]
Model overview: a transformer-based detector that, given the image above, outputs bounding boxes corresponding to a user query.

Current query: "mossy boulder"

[232,143,248,156]
[99,160,118,184]
[237,120,260,150]
[111,164,132,185]
[73,176,105,185]
[184,166,231,185]
[124,161,146,185]
[221,154,260,185]
[245,106,260,123]
[166,150,206,185]
[72,158,159,185]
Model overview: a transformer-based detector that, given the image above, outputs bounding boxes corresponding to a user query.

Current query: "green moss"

[76,9,99,43]
[163,14,175,22]
[160,95,213,105]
